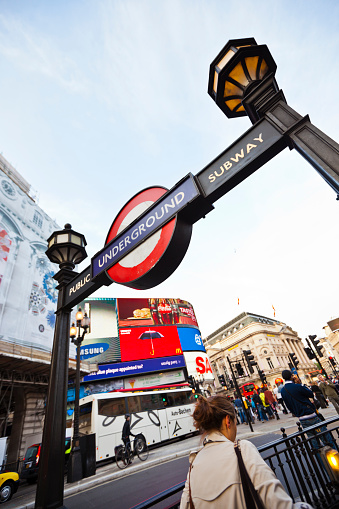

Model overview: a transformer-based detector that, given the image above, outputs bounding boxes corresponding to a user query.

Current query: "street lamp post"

[67,308,90,483]
[35,224,87,509]
[208,38,339,196]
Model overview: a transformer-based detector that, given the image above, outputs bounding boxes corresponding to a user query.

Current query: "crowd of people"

[230,372,339,425]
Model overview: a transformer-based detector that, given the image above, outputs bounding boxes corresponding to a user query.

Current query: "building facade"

[0,154,81,466]
[203,311,315,394]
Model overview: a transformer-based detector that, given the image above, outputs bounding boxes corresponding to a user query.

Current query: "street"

[9,406,337,509]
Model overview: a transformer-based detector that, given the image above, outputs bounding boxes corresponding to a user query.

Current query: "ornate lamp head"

[208,38,278,122]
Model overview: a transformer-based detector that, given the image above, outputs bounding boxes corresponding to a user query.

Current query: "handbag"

[234,440,265,509]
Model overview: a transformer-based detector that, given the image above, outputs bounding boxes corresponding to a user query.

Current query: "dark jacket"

[122,420,134,440]
[252,393,263,406]
[281,381,316,418]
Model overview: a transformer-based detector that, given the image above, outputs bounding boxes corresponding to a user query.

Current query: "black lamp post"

[67,308,90,483]
[208,38,339,196]
[35,224,87,509]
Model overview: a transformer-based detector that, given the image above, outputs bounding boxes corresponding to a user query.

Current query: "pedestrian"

[281,370,336,451]
[310,382,327,409]
[264,387,280,420]
[252,390,268,422]
[259,389,274,419]
[121,413,135,463]
[276,382,289,414]
[317,375,339,414]
[233,395,247,424]
[179,394,313,508]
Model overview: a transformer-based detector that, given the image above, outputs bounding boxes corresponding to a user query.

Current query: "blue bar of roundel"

[83,355,186,381]
[92,176,199,278]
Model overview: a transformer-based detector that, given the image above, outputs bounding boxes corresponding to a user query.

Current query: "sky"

[0,0,338,342]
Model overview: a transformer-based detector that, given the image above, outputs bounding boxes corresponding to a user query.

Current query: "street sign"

[196,118,287,203]
[64,265,111,309]
[92,174,200,289]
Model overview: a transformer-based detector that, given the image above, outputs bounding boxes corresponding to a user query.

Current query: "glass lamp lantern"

[46,223,87,269]
[208,38,277,120]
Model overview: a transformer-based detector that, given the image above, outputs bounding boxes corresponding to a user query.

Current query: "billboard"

[177,327,206,352]
[120,325,182,362]
[79,299,120,364]
[116,298,199,327]
[124,369,185,390]
[83,355,186,381]
[183,351,214,381]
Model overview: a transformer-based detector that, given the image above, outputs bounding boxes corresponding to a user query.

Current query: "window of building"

[267,358,274,369]
[33,211,43,228]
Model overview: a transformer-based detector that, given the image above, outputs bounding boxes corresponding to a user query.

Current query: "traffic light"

[235,363,244,376]
[258,369,267,385]
[304,347,316,360]
[218,374,226,386]
[329,356,336,367]
[228,379,234,389]
[289,352,299,369]
[243,350,256,374]
[309,335,324,357]
[187,375,195,389]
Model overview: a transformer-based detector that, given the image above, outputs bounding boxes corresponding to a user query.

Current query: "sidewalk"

[9,405,338,509]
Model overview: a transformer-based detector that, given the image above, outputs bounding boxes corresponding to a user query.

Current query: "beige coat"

[180,431,313,509]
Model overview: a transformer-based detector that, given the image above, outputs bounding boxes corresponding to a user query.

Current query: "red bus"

[240,382,259,397]
[307,370,322,383]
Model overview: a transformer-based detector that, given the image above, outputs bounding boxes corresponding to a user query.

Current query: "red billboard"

[119,325,183,362]
[117,298,199,328]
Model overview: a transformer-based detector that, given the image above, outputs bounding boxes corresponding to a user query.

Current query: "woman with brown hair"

[180,395,313,509]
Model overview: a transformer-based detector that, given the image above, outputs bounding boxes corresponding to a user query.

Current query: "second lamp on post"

[67,307,90,483]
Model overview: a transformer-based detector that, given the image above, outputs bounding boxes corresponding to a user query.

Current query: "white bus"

[78,387,197,462]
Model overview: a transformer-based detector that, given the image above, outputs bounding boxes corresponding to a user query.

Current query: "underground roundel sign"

[104,186,193,290]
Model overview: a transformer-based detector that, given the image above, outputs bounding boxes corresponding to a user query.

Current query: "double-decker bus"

[78,387,196,462]
[307,370,322,383]
[240,382,259,397]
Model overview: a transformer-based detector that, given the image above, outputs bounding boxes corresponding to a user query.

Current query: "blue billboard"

[177,327,206,352]
[83,354,186,382]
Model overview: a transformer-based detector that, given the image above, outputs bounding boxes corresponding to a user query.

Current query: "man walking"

[281,370,336,450]
[233,395,247,424]
[318,374,339,414]
[276,381,289,414]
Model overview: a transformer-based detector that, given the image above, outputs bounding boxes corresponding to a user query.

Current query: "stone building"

[203,311,315,394]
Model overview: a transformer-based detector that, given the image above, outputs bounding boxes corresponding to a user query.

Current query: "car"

[0,472,19,503]
[20,438,71,484]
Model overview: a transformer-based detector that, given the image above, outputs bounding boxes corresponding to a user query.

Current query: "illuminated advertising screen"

[80,299,120,364]
[183,351,214,381]
[83,355,186,381]
[120,325,183,362]
[117,298,199,328]
[177,327,205,352]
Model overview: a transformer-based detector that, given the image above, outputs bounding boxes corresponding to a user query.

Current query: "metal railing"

[130,415,339,509]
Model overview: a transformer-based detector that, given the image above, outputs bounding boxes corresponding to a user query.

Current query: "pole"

[227,357,253,432]
[35,268,74,509]
[67,334,83,483]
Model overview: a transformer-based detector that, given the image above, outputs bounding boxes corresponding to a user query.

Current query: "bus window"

[139,394,161,411]
[98,398,125,417]
[167,391,191,407]
[79,402,92,430]
[128,396,142,414]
